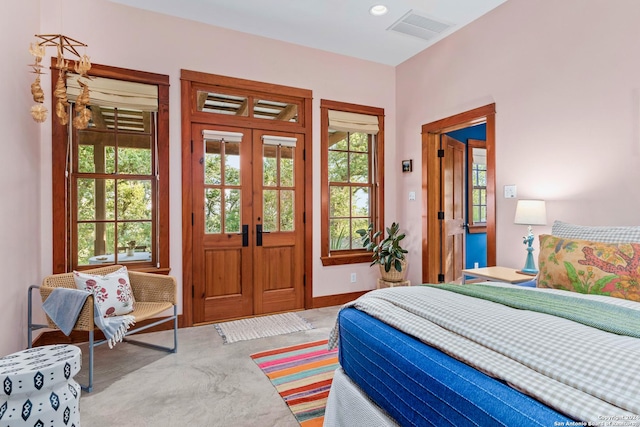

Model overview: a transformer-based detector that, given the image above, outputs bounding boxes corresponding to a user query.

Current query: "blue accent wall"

[445,124,487,269]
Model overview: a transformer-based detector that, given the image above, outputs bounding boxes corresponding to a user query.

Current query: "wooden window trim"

[320,99,384,266]
[467,139,487,234]
[51,60,170,273]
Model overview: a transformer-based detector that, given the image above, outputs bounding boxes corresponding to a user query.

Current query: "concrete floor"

[78,305,342,427]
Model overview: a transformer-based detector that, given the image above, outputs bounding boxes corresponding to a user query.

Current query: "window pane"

[78,144,95,173]
[351,187,370,217]
[78,178,115,221]
[349,153,369,183]
[281,190,294,231]
[197,91,248,116]
[117,221,151,262]
[349,132,368,152]
[78,222,116,265]
[225,189,241,233]
[352,218,370,249]
[280,146,294,187]
[328,133,347,151]
[225,141,241,186]
[263,145,278,187]
[205,189,221,234]
[330,186,350,217]
[330,219,350,250]
[263,189,278,232]
[254,99,298,122]
[205,140,222,185]
[328,151,348,182]
[118,135,152,175]
[117,180,152,220]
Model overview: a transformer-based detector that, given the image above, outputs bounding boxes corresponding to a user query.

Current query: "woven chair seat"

[29,265,179,392]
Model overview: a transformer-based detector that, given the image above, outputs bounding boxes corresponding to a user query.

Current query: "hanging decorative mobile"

[28,34,92,129]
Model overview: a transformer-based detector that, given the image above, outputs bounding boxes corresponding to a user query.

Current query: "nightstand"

[377,278,411,289]
[461,266,534,284]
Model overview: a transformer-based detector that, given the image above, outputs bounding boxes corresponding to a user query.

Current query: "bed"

[324,221,640,427]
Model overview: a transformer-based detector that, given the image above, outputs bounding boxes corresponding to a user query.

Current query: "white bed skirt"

[324,367,399,427]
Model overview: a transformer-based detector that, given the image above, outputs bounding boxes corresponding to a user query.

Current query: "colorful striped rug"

[251,339,339,427]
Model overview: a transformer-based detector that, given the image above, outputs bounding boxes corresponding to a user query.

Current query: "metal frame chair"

[28,265,178,392]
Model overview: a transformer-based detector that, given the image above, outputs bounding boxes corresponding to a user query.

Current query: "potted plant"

[356,222,408,282]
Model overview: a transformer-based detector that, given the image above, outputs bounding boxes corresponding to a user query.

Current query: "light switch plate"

[409,191,416,201]
[504,185,517,198]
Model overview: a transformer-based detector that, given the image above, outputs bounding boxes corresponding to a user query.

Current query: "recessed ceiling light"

[369,5,388,16]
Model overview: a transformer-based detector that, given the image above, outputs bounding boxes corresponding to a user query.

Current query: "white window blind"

[328,110,379,134]
[66,73,158,112]
[202,130,243,143]
[262,135,297,147]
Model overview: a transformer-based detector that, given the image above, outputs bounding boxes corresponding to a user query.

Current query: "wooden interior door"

[192,124,305,323]
[441,134,466,283]
[252,130,305,314]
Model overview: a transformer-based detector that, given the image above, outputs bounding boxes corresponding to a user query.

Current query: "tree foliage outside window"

[328,131,374,250]
[471,162,487,224]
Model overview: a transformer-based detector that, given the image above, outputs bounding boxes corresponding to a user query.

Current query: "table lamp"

[514,199,547,274]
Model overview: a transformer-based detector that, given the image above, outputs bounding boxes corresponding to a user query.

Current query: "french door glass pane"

[225,142,241,186]
[225,189,241,233]
[280,190,294,231]
[205,189,222,234]
[205,139,222,185]
[263,189,278,232]
[263,145,277,187]
[280,146,294,187]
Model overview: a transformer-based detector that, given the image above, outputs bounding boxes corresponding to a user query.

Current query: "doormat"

[214,312,314,344]
[251,339,338,427]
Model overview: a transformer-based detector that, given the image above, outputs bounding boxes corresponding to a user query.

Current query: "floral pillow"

[73,267,135,317]
[537,234,640,302]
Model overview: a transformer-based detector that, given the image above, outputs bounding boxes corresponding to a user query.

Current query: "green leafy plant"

[356,222,408,272]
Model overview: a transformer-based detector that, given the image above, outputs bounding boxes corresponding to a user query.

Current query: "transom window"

[320,100,384,266]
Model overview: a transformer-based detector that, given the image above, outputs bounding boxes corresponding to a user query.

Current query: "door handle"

[256,224,270,246]
[242,224,248,247]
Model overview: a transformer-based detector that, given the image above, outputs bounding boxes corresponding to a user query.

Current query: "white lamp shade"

[514,200,547,225]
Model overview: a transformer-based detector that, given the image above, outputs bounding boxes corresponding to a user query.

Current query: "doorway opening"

[421,104,496,284]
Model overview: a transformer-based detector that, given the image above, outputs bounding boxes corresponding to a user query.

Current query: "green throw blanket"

[426,283,640,338]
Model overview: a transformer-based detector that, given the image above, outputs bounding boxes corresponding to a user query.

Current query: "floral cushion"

[73,267,135,317]
[537,234,640,302]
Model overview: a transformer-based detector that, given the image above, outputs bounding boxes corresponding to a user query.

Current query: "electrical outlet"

[350,273,357,283]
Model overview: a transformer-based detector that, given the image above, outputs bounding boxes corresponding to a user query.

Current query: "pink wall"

[22,0,396,355]
[0,1,42,354]
[396,0,640,282]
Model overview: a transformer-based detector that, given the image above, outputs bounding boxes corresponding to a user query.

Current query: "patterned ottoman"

[0,345,81,427]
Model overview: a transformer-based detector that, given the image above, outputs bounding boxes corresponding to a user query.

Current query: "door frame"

[421,104,496,283]
[180,70,313,327]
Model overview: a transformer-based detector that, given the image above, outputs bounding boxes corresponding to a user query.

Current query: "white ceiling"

[108,0,508,66]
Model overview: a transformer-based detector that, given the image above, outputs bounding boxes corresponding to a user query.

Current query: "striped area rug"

[251,339,339,427]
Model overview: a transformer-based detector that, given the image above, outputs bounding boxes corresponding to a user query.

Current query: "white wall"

[0,0,42,354]
[396,0,640,283]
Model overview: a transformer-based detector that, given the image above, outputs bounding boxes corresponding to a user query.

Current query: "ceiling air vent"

[387,10,454,41]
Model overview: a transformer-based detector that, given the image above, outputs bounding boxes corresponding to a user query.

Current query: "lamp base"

[519,268,538,275]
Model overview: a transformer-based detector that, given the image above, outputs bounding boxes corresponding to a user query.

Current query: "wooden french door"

[441,135,466,283]
[192,123,305,323]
